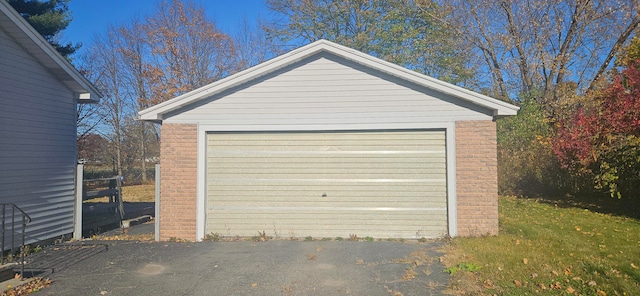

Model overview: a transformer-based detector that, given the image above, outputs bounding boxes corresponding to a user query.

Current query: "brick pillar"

[159,123,198,241]
[455,121,499,236]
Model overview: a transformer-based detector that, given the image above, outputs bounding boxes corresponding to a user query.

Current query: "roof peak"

[139,39,518,122]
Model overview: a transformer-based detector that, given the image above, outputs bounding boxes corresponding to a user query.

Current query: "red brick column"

[159,123,198,241]
[455,121,499,236]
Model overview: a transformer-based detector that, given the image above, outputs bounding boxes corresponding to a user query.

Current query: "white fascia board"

[139,39,519,121]
[0,1,102,101]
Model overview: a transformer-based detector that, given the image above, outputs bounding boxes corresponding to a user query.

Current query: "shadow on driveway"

[31,240,450,296]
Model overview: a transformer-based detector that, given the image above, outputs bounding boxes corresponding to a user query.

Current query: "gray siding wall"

[164,54,493,129]
[0,27,77,246]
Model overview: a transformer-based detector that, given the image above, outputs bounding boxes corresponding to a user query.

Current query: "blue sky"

[64,0,270,56]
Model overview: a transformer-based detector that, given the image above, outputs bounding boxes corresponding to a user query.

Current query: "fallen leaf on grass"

[482,279,494,288]
[597,290,607,296]
[522,258,529,265]
[513,280,522,287]
[566,286,575,294]
[564,268,572,275]
[631,263,639,269]
[588,280,597,286]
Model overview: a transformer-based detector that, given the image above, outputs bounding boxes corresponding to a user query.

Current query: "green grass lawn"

[443,196,640,295]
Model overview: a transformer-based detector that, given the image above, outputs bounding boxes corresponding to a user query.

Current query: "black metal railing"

[1,204,32,279]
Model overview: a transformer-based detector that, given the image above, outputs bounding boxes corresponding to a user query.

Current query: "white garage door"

[206,130,448,239]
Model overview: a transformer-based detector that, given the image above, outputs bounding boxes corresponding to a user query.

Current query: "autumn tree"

[80,0,240,182]
[553,58,640,197]
[143,0,240,104]
[8,0,80,57]
[497,97,568,195]
[440,0,640,102]
[82,29,131,177]
[266,0,474,84]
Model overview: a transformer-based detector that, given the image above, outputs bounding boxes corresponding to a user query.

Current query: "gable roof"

[139,39,518,122]
[0,0,101,102]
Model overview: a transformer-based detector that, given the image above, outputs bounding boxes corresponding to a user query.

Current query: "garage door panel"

[211,169,447,176]
[209,159,444,172]
[212,131,445,141]
[209,160,446,170]
[209,186,446,198]
[209,201,447,209]
[209,144,445,152]
[209,174,445,180]
[209,154,446,162]
[207,130,448,239]
[210,200,446,207]
[208,182,446,192]
[208,212,448,238]
[209,211,447,228]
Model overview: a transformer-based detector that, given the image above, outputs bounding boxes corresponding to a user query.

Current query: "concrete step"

[0,263,17,282]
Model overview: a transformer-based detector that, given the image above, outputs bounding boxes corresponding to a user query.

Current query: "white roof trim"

[139,39,518,121]
[0,0,101,102]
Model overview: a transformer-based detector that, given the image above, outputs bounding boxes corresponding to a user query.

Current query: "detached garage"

[139,40,519,241]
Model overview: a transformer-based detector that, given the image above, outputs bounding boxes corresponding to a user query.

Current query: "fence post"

[155,164,160,241]
[116,176,124,220]
[73,164,83,240]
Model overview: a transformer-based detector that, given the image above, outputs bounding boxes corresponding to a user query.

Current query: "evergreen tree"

[8,0,80,57]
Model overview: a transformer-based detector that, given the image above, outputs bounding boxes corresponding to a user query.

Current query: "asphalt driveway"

[25,239,450,296]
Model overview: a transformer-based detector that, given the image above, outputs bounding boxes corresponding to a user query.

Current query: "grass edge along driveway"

[442,196,640,295]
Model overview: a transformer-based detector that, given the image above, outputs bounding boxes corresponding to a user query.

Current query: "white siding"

[207,131,448,239]
[165,54,492,129]
[0,27,77,246]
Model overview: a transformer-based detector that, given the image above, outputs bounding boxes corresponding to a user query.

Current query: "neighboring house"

[140,40,519,241]
[0,1,100,246]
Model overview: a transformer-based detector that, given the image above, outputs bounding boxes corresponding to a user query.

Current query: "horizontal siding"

[165,54,492,128]
[207,131,448,239]
[0,27,77,247]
